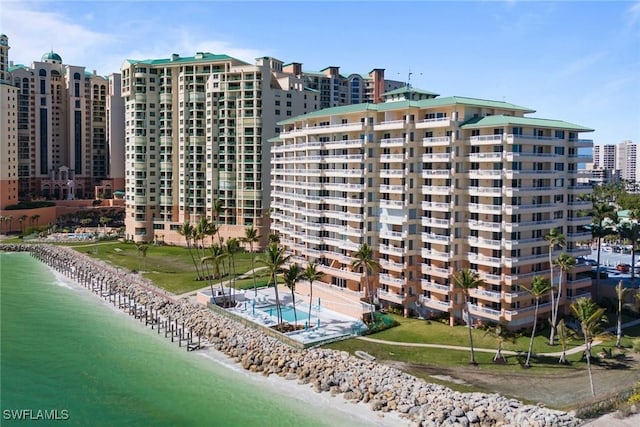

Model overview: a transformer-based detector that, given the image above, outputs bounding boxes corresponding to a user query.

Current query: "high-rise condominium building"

[0,34,19,208]
[590,141,638,185]
[271,86,594,328]
[0,35,124,205]
[615,140,638,183]
[283,64,404,108]
[593,144,616,170]
[121,53,397,245]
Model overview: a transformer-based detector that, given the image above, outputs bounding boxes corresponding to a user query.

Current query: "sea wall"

[1,243,582,427]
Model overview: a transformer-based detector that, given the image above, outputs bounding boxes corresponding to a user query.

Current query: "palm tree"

[617,214,639,286]
[483,322,514,363]
[302,262,323,329]
[615,280,630,348]
[591,202,617,294]
[351,243,380,319]
[242,226,260,296]
[571,297,607,397]
[545,228,565,345]
[225,237,241,302]
[557,318,573,365]
[18,214,28,235]
[258,242,290,329]
[283,263,302,325]
[453,268,484,366]
[524,276,551,367]
[135,243,149,271]
[178,221,202,280]
[213,199,225,245]
[201,244,227,305]
[31,214,40,228]
[0,215,7,234]
[550,252,576,345]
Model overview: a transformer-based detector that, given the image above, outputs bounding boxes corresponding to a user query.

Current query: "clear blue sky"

[2,1,639,144]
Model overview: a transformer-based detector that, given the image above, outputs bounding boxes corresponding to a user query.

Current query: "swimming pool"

[261,305,315,325]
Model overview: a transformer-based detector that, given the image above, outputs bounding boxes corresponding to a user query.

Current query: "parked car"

[616,263,630,273]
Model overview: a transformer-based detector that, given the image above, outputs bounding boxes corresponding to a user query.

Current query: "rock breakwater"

[1,244,582,426]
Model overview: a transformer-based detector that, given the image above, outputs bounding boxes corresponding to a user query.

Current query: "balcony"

[421,186,451,195]
[468,219,501,231]
[418,295,451,312]
[421,248,450,261]
[421,232,450,244]
[467,252,502,267]
[380,228,407,240]
[380,153,405,162]
[380,138,405,147]
[303,122,365,135]
[468,236,501,249]
[380,258,404,271]
[468,169,502,179]
[378,289,406,304]
[469,134,503,145]
[468,186,502,197]
[380,184,405,193]
[421,264,450,277]
[422,153,451,162]
[379,243,404,256]
[422,136,450,146]
[421,170,451,179]
[469,288,501,302]
[379,273,405,287]
[415,117,451,129]
[379,169,405,178]
[420,279,450,294]
[379,199,405,209]
[468,152,502,162]
[374,120,405,131]
[421,217,451,228]
[468,303,501,321]
[468,203,502,214]
[421,201,450,212]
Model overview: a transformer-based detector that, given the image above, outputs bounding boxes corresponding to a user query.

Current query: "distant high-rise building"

[593,144,616,170]
[271,86,594,328]
[616,140,638,183]
[590,140,638,185]
[121,53,397,246]
[1,35,124,205]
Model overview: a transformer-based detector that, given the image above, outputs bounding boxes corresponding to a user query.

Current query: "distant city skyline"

[2,1,639,145]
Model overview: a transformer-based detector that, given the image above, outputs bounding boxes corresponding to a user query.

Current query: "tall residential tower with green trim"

[271,86,594,328]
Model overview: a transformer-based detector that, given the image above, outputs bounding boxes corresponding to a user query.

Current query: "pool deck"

[226,287,367,346]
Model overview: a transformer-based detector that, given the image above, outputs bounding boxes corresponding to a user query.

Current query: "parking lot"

[583,248,640,288]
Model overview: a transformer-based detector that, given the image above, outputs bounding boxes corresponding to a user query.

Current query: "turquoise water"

[0,253,371,427]
[261,305,314,324]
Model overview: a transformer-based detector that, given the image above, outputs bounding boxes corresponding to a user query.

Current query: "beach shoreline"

[1,243,583,426]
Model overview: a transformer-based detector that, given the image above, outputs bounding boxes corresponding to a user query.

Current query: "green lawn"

[326,313,638,375]
[364,314,590,354]
[65,241,268,295]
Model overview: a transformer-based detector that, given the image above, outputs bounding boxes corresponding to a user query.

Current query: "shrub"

[4,201,55,210]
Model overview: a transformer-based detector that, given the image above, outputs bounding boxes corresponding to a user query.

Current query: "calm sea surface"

[0,252,370,427]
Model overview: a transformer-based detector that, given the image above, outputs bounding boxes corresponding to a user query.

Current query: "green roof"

[42,51,62,62]
[278,103,377,125]
[125,52,247,66]
[420,96,535,112]
[383,86,439,97]
[277,88,565,126]
[7,64,28,72]
[303,87,320,93]
[460,115,594,132]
